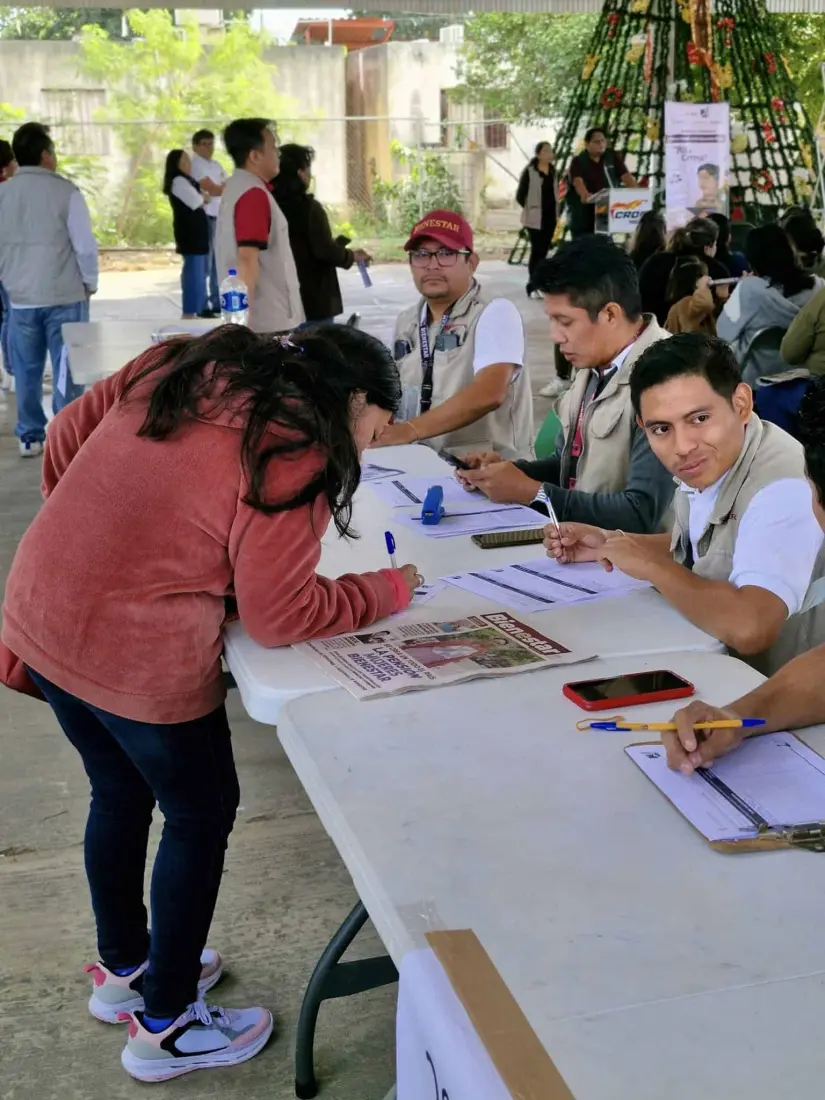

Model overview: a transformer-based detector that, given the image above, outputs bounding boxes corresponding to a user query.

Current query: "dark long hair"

[629,210,666,270]
[530,141,554,170]
[666,257,707,305]
[120,324,401,537]
[162,149,186,195]
[784,213,825,271]
[746,223,814,298]
[707,212,733,267]
[272,143,314,218]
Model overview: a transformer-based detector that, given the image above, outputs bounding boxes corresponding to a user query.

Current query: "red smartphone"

[562,669,695,711]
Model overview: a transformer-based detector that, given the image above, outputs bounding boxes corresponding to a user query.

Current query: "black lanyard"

[418,302,452,414]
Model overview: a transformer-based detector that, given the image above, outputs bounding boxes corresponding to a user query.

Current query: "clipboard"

[626,735,825,854]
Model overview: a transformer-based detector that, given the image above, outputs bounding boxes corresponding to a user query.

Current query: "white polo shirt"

[190,153,226,219]
[679,476,823,613]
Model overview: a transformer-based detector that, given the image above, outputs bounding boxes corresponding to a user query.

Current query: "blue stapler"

[421,484,445,525]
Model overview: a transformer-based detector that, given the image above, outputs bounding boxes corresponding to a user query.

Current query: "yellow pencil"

[582,718,765,732]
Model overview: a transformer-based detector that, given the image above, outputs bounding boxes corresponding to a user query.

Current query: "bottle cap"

[228,268,237,276]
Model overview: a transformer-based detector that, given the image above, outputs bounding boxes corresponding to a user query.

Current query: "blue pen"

[583,718,766,732]
[384,530,397,569]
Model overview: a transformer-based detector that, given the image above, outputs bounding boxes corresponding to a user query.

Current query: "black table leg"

[295,899,399,1099]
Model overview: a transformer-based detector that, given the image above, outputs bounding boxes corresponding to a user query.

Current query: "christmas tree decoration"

[552,0,819,227]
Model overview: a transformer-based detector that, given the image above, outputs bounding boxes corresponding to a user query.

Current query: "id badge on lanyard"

[418,302,451,414]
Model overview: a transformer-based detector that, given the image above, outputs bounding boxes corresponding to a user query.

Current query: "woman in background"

[708,212,748,278]
[273,143,371,324]
[638,217,730,324]
[784,211,825,279]
[718,222,822,381]
[516,141,557,297]
[628,210,666,271]
[0,324,419,1083]
[664,257,716,336]
[162,149,213,319]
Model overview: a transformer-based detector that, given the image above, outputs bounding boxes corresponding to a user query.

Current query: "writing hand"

[664,700,744,775]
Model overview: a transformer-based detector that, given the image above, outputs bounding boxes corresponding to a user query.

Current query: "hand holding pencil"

[663,700,756,777]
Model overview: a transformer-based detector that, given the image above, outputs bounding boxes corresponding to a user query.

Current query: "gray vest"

[215,169,303,333]
[0,167,88,307]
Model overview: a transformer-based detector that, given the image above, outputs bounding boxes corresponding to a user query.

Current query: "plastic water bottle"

[220,268,249,326]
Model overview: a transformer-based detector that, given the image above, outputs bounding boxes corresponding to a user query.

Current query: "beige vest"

[393,281,535,460]
[669,415,814,674]
[216,169,304,333]
[556,317,669,493]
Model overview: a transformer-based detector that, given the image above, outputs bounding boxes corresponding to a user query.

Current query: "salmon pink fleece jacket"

[1,351,410,722]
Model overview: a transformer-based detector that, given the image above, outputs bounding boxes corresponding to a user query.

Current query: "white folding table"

[62,319,218,385]
[279,652,825,1099]
[224,444,722,725]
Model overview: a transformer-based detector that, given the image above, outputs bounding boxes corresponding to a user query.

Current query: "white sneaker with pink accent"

[120,1000,274,1081]
[85,949,223,1023]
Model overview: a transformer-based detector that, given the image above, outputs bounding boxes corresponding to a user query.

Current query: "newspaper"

[294,612,593,700]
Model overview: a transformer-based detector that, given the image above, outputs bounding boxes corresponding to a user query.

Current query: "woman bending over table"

[0,323,419,1082]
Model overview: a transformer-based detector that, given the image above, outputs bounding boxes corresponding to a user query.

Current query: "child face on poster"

[696,164,721,209]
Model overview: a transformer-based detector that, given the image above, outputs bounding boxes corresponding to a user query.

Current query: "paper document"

[443,557,650,613]
[295,612,592,700]
[626,733,825,842]
[393,504,544,540]
[360,463,405,483]
[370,475,482,508]
[409,581,449,606]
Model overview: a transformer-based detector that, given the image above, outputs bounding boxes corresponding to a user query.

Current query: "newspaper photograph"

[294,612,593,700]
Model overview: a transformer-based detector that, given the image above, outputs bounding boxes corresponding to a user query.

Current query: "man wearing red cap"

[371,209,533,460]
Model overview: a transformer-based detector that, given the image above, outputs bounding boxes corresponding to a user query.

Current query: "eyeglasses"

[409,247,471,269]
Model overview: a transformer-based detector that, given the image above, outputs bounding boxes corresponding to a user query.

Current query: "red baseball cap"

[404,209,474,253]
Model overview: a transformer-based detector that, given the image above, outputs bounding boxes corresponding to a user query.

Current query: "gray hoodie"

[718,275,824,383]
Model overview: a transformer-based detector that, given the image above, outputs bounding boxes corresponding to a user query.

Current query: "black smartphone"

[438,450,472,472]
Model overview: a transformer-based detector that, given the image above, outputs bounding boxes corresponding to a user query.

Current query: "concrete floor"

[0,258,556,1098]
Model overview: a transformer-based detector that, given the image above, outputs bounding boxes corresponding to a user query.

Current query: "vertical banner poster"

[664,102,730,231]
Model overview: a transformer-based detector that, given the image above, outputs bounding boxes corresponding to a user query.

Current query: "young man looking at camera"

[546,334,823,674]
[371,210,533,460]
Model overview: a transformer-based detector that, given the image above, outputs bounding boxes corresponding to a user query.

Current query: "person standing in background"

[190,129,226,318]
[516,141,557,298]
[0,139,17,390]
[708,212,748,278]
[0,122,98,457]
[162,150,212,319]
[272,143,371,325]
[566,127,637,238]
[628,210,666,271]
[216,118,304,333]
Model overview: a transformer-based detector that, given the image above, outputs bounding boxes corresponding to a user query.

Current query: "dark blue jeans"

[180,254,207,316]
[206,216,219,312]
[28,669,240,1018]
[8,300,88,442]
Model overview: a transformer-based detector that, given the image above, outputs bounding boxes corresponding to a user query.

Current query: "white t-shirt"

[472,298,525,373]
[190,153,227,218]
[680,476,823,613]
[170,176,204,212]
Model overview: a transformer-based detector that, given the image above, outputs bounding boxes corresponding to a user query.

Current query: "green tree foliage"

[457,13,597,122]
[350,11,462,41]
[77,9,296,244]
[372,140,463,232]
[0,6,123,39]
[774,15,825,126]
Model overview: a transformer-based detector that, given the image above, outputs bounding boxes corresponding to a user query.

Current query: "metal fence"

[27,113,531,248]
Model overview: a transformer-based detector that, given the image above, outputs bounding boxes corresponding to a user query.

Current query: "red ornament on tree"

[753,168,774,192]
[607,12,620,38]
[771,96,787,123]
[717,16,735,46]
[601,85,624,109]
[762,121,777,144]
[763,52,777,75]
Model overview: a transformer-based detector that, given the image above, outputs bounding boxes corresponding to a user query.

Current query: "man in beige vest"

[661,377,825,776]
[547,334,823,671]
[462,237,675,533]
[370,209,533,460]
[216,118,303,333]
